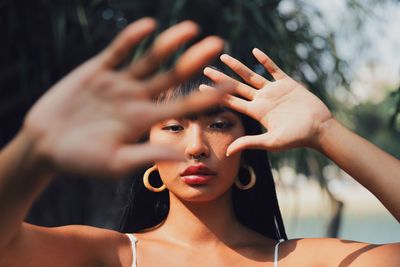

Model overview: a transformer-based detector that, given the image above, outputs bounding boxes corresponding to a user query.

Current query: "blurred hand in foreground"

[24,18,225,177]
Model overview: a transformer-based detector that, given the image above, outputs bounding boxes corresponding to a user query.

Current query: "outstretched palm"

[203,48,332,155]
[24,18,225,177]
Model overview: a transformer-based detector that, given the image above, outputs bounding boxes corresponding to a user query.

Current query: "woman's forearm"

[315,118,400,221]
[0,130,54,251]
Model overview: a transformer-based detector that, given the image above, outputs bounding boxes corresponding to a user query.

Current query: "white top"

[126,233,285,267]
[126,234,138,267]
[274,239,285,267]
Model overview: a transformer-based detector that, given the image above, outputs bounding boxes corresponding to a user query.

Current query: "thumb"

[227,134,271,156]
[110,143,184,175]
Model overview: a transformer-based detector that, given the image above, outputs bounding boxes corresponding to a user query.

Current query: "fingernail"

[220,54,228,61]
[252,48,262,55]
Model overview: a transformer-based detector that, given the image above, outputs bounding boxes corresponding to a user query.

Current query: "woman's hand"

[203,48,332,155]
[23,18,225,177]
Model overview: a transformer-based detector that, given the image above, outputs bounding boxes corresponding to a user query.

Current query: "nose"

[184,125,209,161]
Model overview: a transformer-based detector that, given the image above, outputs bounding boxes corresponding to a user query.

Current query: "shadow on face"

[149,106,244,202]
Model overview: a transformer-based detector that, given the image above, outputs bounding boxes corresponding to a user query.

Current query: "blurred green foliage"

[350,92,400,158]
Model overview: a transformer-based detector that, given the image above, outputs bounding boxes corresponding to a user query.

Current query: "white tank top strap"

[125,233,138,267]
[274,239,285,267]
[125,233,283,267]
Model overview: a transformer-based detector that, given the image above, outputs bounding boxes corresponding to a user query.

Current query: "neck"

[159,189,243,246]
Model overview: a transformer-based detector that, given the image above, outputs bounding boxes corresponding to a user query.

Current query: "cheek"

[220,150,242,182]
[149,128,181,185]
[149,128,171,145]
[207,131,238,160]
[208,134,242,181]
[157,162,180,187]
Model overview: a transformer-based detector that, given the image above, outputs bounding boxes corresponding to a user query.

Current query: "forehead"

[182,106,240,121]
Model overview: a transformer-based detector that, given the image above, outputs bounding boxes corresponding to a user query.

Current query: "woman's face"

[149,107,245,202]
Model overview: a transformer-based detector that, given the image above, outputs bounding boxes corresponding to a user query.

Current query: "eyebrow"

[183,106,232,121]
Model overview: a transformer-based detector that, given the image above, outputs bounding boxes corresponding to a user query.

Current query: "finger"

[99,18,157,68]
[198,85,257,122]
[119,84,230,128]
[203,66,255,100]
[128,20,199,78]
[110,143,184,175]
[174,36,224,81]
[220,54,268,88]
[198,84,217,92]
[220,94,252,117]
[252,48,287,80]
[147,85,231,124]
[226,134,269,156]
[137,36,224,97]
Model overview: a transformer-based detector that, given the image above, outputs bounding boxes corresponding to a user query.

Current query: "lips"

[180,164,216,185]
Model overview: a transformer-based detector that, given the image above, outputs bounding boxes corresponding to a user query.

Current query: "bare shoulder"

[0,223,132,267]
[278,237,400,267]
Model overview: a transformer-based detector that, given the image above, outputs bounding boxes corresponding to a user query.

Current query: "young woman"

[117,51,400,266]
[0,18,399,267]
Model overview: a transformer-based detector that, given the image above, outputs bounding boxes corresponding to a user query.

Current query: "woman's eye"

[162,125,184,133]
[210,121,233,130]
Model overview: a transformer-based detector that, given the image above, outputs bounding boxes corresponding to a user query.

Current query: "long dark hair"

[119,75,287,241]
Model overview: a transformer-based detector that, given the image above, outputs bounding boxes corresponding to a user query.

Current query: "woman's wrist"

[9,129,56,178]
[310,117,341,153]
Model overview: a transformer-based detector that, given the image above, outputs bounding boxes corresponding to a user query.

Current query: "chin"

[172,184,231,202]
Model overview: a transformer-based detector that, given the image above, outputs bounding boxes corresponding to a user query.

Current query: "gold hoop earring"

[235,165,256,190]
[143,165,166,192]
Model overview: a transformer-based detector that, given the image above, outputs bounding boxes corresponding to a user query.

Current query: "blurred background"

[0,0,399,243]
